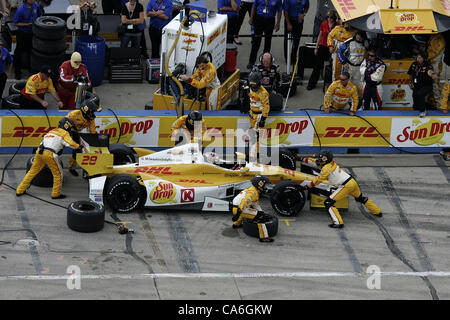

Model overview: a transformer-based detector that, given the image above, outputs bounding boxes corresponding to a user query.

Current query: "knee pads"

[324,198,336,209]
[355,194,368,204]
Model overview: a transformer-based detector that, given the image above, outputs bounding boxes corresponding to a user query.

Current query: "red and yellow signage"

[150,181,177,204]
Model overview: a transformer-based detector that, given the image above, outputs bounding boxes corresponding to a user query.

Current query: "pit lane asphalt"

[0,153,449,300]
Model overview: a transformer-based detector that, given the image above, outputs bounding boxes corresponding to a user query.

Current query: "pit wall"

[0,109,449,154]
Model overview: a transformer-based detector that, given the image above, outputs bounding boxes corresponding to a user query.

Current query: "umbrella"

[331,0,450,34]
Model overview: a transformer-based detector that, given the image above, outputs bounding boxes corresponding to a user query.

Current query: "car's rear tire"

[270,180,306,216]
[108,144,136,165]
[243,213,278,238]
[279,148,297,170]
[67,200,105,233]
[104,174,143,213]
[26,156,64,188]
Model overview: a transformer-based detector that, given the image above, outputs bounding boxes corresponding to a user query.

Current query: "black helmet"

[186,110,202,130]
[248,71,262,91]
[251,175,271,193]
[58,117,76,136]
[314,150,333,166]
[80,100,102,121]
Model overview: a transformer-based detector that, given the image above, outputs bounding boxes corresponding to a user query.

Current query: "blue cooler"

[146,59,160,83]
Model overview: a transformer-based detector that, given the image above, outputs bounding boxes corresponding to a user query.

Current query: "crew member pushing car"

[16,117,81,199]
[231,175,275,242]
[67,100,102,176]
[171,110,207,145]
[302,150,382,228]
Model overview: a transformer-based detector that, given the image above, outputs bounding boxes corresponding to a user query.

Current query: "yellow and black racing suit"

[324,79,359,112]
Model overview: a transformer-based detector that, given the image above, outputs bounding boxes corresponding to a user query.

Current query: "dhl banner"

[380,9,438,34]
[0,110,449,152]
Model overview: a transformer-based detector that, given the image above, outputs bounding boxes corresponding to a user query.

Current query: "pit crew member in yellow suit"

[302,150,382,228]
[171,110,207,145]
[440,79,449,114]
[231,175,274,242]
[248,71,270,160]
[67,100,102,176]
[323,71,358,115]
[327,21,354,81]
[16,117,81,199]
[179,55,221,110]
[427,34,445,107]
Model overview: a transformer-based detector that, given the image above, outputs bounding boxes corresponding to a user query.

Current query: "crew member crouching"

[171,110,206,145]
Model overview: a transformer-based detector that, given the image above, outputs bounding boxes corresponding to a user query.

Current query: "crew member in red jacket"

[58,52,91,110]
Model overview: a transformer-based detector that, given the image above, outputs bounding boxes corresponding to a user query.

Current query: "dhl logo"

[324,127,380,138]
[207,28,220,45]
[384,79,410,85]
[11,126,55,138]
[131,166,180,175]
[183,38,196,44]
[182,32,197,38]
[397,120,450,146]
[178,179,208,184]
[181,46,196,51]
[335,0,356,19]
[393,26,427,32]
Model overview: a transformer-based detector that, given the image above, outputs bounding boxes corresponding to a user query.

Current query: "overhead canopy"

[331,0,450,34]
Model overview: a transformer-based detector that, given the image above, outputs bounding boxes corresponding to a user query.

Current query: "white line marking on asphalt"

[1,271,450,281]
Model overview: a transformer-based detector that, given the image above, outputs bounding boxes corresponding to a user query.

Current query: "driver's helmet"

[251,175,271,193]
[205,151,219,164]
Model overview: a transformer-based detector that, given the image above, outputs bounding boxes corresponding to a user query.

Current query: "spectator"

[251,52,281,93]
[13,0,42,80]
[120,0,145,48]
[408,52,436,118]
[0,39,13,103]
[235,0,254,45]
[139,17,149,59]
[20,65,63,110]
[337,30,367,99]
[313,0,335,43]
[427,34,445,107]
[360,48,386,110]
[218,0,240,44]
[179,55,221,110]
[0,0,9,18]
[283,0,309,67]
[327,21,354,81]
[247,0,282,70]
[102,0,122,14]
[440,78,449,114]
[146,0,172,58]
[306,10,337,90]
[323,71,358,115]
[58,52,91,110]
[79,0,99,36]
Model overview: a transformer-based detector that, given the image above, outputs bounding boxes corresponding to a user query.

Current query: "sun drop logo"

[150,182,177,204]
[396,119,450,146]
[259,119,309,146]
[396,12,419,25]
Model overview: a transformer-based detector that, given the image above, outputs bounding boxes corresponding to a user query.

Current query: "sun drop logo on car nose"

[150,182,177,204]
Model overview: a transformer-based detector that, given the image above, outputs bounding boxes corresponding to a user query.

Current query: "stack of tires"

[1,80,26,109]
[31,16,67,82]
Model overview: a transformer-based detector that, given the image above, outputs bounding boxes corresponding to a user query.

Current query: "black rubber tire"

[243,213,278,238]
[67,200,105,233]
[8,81,27,95]
[270,180,306,216]
[32,16,66,41]
[32,36,67,55]
[279,148,297,170]
[2,94,22,109]
[104,174,143,213]
[30,49,66,74]
[108,144,136,165]
[25,156,64,188]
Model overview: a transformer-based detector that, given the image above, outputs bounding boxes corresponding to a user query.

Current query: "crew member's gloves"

[258,116,266,128]
[232,208,242,222]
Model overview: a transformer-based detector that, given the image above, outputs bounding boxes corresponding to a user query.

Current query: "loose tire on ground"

[270,180,306,216]
[32,16,66,41]
[67,200,105,233]
[2,94,22,109]
[8,81,27,95]
[104,174,144,213]
[243,214,278,238]
[26,156,64,188]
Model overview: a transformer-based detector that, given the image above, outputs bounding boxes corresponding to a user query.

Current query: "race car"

[76,133,338,215]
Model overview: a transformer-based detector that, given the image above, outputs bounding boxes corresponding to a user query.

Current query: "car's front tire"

[104,174,144,213]
[270,180,306,216]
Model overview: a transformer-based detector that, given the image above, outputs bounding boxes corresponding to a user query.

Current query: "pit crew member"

[16,117,81,199]
[58,52,91,110]
[327,21,354,81]
[440,78,449,114]
[360,48,386,110]
[67,100,102,176]
[323,71,358,115]
[231,175,274,242]
[171,110,207,145]
[179,55,221,110]
[302,150,382,228]
[20,65,63,109]
[427,34,445,107]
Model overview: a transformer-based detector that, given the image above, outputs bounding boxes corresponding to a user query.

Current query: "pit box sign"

[237,117,315,147]
[95,117,160,147]
[390,118,450,147]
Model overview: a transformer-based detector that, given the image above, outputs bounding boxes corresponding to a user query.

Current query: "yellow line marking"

[279,219,295,226]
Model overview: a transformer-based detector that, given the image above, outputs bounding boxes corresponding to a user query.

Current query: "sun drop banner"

[390,118,450,147]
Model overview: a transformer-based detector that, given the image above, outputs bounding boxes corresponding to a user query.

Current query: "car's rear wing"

[76,133,113,176]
